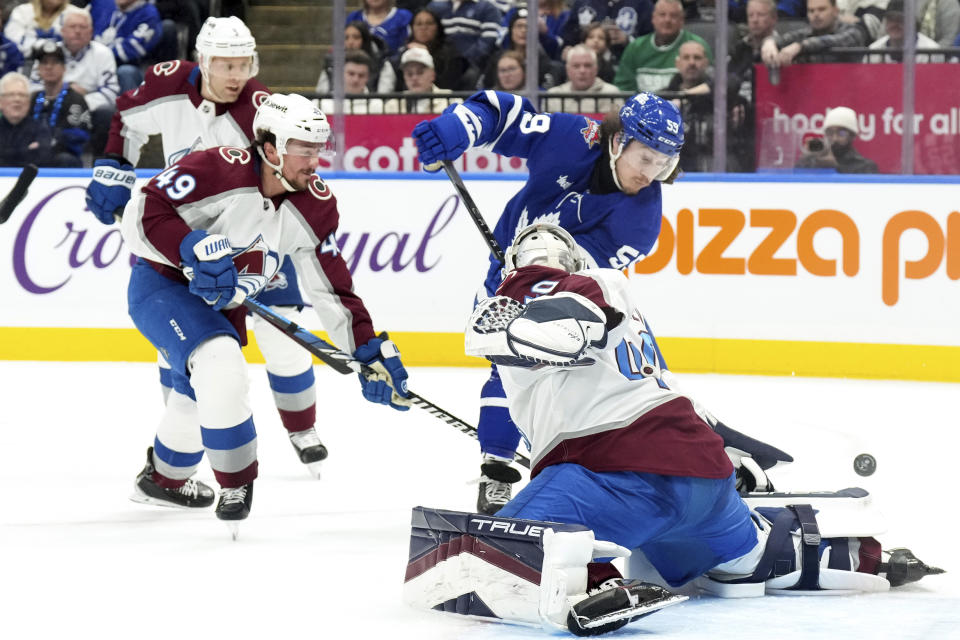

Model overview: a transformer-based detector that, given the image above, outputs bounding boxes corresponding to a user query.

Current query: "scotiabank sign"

[755,63,960,174]
[319,114,527,173]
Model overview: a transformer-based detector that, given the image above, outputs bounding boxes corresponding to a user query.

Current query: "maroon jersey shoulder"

[228,79,272,141]
[141,146,259,205]
[498,267,608,307]
[117,60,200,112]
[282,175,340,238]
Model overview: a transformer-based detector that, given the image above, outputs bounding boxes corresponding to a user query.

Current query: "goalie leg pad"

[703,504,890,596]
[403,507,634,632]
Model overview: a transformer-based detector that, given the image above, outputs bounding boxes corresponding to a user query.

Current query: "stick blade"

[0,164,39,224]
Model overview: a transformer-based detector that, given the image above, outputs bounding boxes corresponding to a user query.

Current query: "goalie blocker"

[403,507,686,636]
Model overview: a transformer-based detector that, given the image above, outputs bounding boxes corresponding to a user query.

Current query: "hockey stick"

[428,160,505,262]
[241,296,533,469]
[0,164,39,224]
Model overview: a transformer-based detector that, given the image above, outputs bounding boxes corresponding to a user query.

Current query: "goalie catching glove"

[353,337,411,411]
[467,293,611,367]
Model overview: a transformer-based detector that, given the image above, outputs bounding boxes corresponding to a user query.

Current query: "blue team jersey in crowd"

[456,91,663,296]
[1,34,24,74]
[346,7,412,55]
[89,0,162,65]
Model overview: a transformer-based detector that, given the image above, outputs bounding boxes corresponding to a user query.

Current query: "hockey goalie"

[403,223,943,636]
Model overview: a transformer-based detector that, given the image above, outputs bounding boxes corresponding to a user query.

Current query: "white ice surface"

[1,363,958,639]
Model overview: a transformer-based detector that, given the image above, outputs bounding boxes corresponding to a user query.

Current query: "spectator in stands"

[729,0,807,21]
[89,0,162,94]
[865,0,944,62]
[836,0,886,42]
[491,48,526,91]
[384,46,458,113]
[393,8,469,90]
[348,0,413,56]
[760,0,868,67]
[729,0,778,98]
[614,0,711,93]
[796,105,877,173]
[316,21,397,94]
[561,0,654,61]
[426,0,502,87]
[917,0,959,47]
[501,0,570,60]
[545,44,621,113]
[28,40,90,166]
[319,50,384,115]
[0,70,53,166]
[483,7,562,89]
[4,0,85,56]
[398,0,431,11]
[580,22,616,82]
[665,40,752,171]
[1,32,24,74]
[33,11,117,155]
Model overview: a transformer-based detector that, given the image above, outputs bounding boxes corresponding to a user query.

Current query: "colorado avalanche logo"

[580,119,600,148]
[219,147,251,164]
[308,175,332,200]
[153,60,181,76]
[252,91,270,109]
[231,235,280,299]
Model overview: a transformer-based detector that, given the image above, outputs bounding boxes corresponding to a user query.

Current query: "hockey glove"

[86,157,136,224]
[179,230,240,311]
[353,337,411,411]
[412,110,470,171]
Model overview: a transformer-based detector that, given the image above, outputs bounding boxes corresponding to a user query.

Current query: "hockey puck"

[853,453,877,477]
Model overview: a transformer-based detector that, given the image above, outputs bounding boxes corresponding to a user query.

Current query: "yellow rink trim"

[1,327,959,382]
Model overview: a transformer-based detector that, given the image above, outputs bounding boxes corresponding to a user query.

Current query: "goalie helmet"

[195,16,259,77]
[504,223,586,274]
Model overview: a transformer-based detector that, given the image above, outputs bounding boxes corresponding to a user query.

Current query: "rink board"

[1,169,958,381]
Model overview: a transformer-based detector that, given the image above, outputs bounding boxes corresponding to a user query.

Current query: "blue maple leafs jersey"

[455,91,663,296]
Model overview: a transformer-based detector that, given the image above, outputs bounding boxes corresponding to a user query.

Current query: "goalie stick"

[240,297,532,469]
[0,164,39,224]
[428,160,505,262]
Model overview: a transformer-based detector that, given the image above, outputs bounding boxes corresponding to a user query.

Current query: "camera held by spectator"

[797,106,878,174]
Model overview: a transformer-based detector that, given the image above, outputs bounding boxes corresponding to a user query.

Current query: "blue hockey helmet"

[618,93,684,156]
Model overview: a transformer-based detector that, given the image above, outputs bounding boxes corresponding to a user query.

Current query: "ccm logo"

[472,519,544,537]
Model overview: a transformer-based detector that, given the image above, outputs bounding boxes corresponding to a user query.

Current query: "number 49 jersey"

[121,146,375,354]
[494,265,732,480]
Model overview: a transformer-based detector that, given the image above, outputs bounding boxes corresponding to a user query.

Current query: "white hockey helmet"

[195,16,259,77]
[504,223,586,274]
[254,93,333,190]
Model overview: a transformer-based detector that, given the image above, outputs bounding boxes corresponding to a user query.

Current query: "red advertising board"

[754,63,960,174]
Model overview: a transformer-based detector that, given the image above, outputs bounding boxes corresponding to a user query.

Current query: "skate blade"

[306,460,323,479]
[129,488,191,510]
[225,521,240,541]
[579,593,688,630]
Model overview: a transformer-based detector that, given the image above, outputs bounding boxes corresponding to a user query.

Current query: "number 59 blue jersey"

[455,91,663,296]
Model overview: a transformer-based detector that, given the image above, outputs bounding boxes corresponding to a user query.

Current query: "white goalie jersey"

[466,265,733,480]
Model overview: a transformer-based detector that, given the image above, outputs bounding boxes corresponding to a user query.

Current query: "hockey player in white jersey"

[119,93,411,536]
[85,17,332,488]
[402,223,942,634]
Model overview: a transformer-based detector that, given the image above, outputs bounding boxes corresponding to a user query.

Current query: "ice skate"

[288,427,328,478]
[879,548,945,587]
[130,447,214,509]
[477,453,522,515]
[566,579,687,637]
[215,482,254,541]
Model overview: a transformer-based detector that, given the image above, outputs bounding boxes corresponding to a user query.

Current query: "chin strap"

[607,136,626,192]
[256,145,297,192]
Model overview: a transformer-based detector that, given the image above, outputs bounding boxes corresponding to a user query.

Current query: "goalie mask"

[253,93,333,191]
[504,223,586,274]
[610,93,684,190]
[195,17,259,102]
